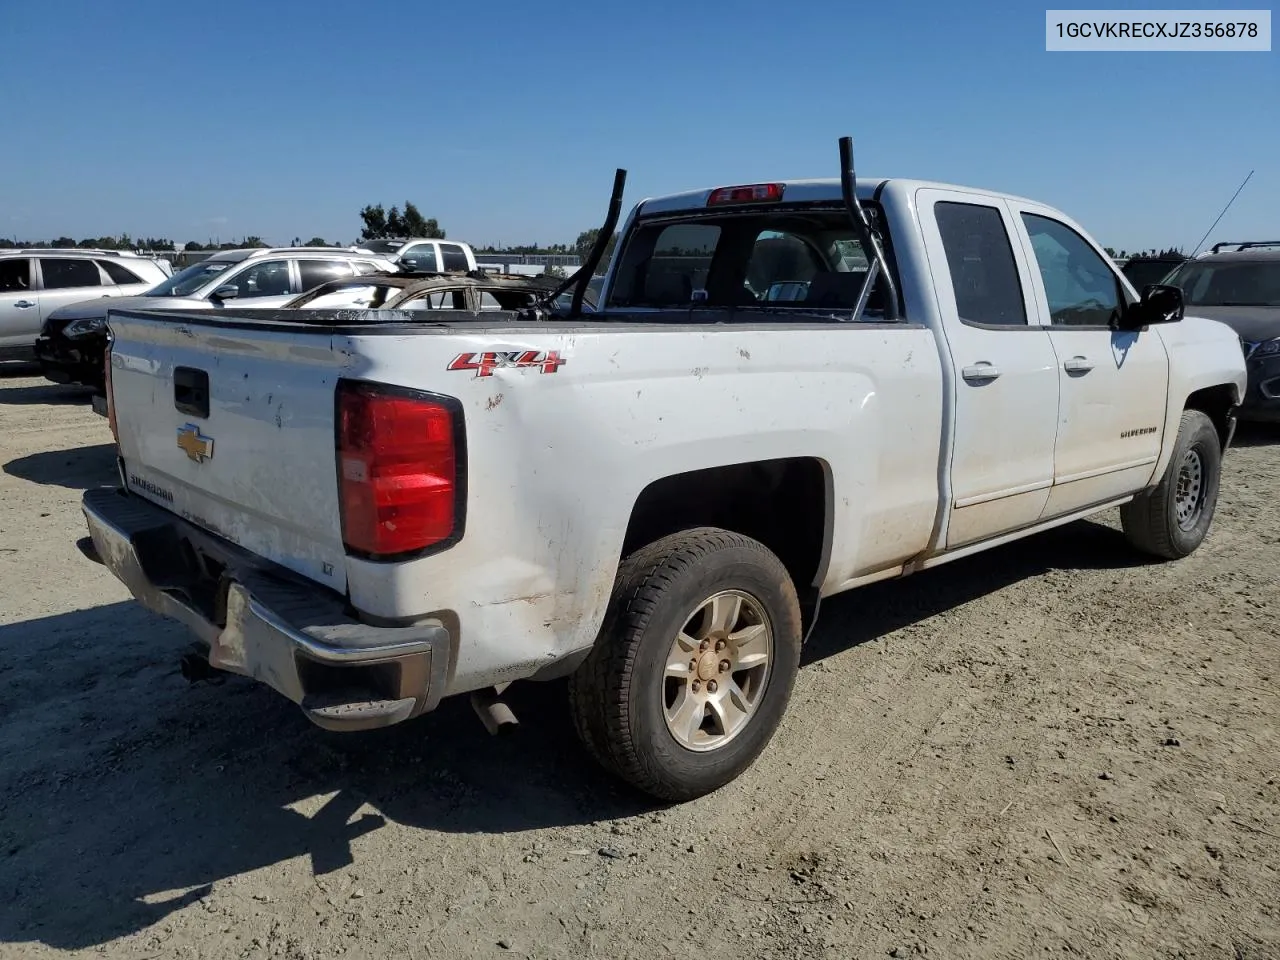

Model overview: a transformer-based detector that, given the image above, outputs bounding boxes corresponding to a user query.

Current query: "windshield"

[146,260,234,297]
[605,205,894,316]
[1163,259,1280,307]
[1121,259,1183,292]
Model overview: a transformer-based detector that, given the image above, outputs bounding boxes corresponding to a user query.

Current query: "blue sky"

[1,0,1275,252]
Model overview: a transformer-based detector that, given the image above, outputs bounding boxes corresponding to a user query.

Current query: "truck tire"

[1121,409,1222,560]
[569,527,802,802]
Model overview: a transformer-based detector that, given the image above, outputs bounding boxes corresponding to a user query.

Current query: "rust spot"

[738,348,751,359]
[486,394,504,411]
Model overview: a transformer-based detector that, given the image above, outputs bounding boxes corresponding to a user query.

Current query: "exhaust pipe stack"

[180,650,221,685]
[470,684,519,736]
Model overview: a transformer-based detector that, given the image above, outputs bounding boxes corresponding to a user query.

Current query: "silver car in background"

[35,247,395,389]
[0,249,172,361]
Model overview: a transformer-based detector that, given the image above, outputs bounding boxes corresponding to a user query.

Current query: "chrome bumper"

[81,487,453,731]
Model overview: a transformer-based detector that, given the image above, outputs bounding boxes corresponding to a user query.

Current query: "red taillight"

[707,183,784,206]
[104,335,119,444]
[336,380,462,559]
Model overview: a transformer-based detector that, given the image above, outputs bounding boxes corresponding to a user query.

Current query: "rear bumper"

[82,487,454,731]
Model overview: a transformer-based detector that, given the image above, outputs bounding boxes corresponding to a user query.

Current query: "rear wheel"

[569,528,802,802]
[1121,409,1222,560]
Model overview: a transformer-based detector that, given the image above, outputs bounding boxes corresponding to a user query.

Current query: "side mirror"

[1117,283,1183,331]
[211,284,239,302]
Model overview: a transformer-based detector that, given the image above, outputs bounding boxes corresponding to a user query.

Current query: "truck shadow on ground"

[0,517,1150,951]
[1231,423,1279,447]
[3,443,117,490]
[0,377,96,406]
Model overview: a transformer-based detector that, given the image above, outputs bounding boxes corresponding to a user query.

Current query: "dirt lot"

[1,367,1277,960]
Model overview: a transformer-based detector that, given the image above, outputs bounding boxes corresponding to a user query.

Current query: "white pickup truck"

[82,138,1247,801]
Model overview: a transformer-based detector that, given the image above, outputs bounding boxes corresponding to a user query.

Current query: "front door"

[918,189,1061,548]
[1013,207,1170,516]
[0,258,40,351]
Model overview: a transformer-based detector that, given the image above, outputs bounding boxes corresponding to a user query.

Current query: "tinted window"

[1022,214,1122,326]
[440,244,470,272]
[1161,259,1280,307]
[298,259,353,291]
[224,260,293,298]
[148,260,233,297]
[399,244,438,271]
[97,259,147,285]
[40,258,103,289]
[0,259,31,292]
[935,202,1027,326]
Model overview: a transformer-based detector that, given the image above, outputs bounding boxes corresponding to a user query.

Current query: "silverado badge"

[177,423,214,463]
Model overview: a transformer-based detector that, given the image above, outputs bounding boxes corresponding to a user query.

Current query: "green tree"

[574,228,617,266]
[306,236,330,247]
[243,236,268,248]
[360,201,444,239]
[184,241,204,252]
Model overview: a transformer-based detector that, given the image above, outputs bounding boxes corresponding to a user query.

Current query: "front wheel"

[569,528,802,802]
[1121,409,1222,560]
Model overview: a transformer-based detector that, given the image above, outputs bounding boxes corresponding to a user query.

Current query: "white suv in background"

[0,250,172,361]
[352,238,478,272]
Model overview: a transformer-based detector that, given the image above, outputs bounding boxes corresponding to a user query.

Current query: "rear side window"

[97,259,147,284]
[40,258,104,290]
[934,202,1027,326]
[298,259,353,291]
[0,258,32,292]
[440,244,470,272]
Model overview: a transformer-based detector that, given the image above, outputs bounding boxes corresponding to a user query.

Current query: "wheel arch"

[619,457,833,640]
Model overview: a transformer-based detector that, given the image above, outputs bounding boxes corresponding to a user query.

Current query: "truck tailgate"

[108,310,350,593]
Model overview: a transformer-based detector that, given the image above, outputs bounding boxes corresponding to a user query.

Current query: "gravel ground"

[1,367,1277,960]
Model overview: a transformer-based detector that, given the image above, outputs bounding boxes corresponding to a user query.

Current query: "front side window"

[222,260,293,298]
[934,202,1027,326]
[0,259,32,292]
[399,244,439,271]
[40,258,103,290]
[1022,214,1122,327]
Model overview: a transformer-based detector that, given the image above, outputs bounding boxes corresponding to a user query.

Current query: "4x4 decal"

[447,350,566,378]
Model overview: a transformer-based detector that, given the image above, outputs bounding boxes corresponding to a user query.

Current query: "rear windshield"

[1162,259,1280,307]
[606,205,897,317]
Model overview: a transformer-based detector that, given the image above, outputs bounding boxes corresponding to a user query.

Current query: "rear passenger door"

[917,189,1061,548]
[1011,206,1170,516]
[37,257,113,316]
[0,258,40,349]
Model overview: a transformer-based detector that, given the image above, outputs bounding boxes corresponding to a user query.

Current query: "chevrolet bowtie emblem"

[176,423,214,463]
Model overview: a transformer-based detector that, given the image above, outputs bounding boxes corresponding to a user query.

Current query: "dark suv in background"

[1121,253,1188,292]
[1161,241,1280,423]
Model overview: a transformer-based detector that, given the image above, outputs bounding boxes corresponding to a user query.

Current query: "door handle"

[13,300,34,309]
[961,363,1001,382]
[1063,356,1094,374]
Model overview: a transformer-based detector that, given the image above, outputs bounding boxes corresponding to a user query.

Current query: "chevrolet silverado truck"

[81,138,1247,801]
